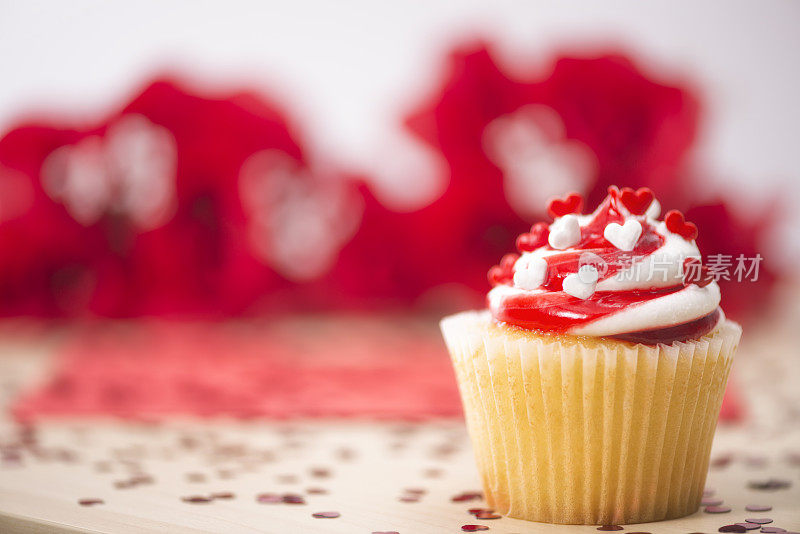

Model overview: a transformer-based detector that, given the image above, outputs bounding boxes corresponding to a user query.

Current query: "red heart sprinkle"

[499,253,518,270]
[620,187,655,215]
[516,222,549,252]
[487,266,505,286]
[547,192,583,218]
[665,209,698,240]
[487,253,519,287]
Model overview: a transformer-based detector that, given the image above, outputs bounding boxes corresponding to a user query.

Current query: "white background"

[1,0,798,260]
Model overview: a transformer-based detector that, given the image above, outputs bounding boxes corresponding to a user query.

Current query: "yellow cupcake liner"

[440,310,740,525]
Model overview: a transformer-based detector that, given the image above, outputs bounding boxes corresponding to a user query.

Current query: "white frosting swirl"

[489,191,722,336]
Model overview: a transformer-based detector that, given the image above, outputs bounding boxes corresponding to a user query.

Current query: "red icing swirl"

[487,188,720,344]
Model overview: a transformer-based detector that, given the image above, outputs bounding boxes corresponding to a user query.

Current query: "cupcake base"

[440,311,741,525]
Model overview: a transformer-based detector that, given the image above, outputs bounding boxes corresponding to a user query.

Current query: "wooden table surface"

[1,303,799,533]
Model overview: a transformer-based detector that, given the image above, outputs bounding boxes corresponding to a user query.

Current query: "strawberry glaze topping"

[487,187,722,344]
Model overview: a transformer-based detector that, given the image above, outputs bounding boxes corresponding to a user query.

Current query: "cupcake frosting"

[487,187,722,343]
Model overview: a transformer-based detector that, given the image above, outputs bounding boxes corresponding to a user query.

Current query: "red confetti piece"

[748,479,791,491]
[78,498,103,506]
[310,467,330,478]
[282,494,306,504]
[181,495,212,503]
[461,526,489,532]
[745,505,772,512]
[468,508,492,515]
[451,491,483,502]
[704,505,732,513]
[312,511,340,518]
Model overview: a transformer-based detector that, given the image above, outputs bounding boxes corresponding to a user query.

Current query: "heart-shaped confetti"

[181,495,212,503]
[704,505,732,513]
[516,222,549,252]
[451,492,483,502]
[548,214,581,249]
[745,518,773,524]
[461,526,489,532]
[513,256,547,290]
[745,505,772,512]
[748,479,791,490]
[735,523,762,531]
[620,187,655,215]
[718,525,748,533]
[547,192,583,218]
[312,511,340,518]
[603,219,642,251]
[665,209,698,240]
[282,494,306,504]
[563,265,598,300]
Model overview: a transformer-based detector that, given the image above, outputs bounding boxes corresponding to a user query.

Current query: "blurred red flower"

[0,45,782,321]
[398,42,777,321]
[0,79,361,316]
[393,42,700,303]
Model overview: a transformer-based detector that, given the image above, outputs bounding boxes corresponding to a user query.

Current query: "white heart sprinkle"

[645,198,661,219]
[563,265,598,299]
[603,219,642,251]
[513,257,548,290]
[547,215,580,250]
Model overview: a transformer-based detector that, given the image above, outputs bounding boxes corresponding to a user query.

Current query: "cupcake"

[440,187,741,525]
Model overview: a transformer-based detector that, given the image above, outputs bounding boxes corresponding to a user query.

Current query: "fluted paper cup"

[440,310,740,525]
